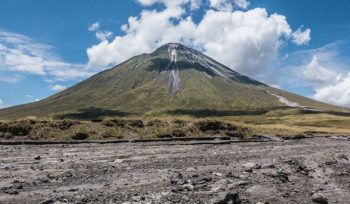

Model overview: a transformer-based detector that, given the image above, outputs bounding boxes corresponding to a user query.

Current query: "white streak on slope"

[180,49,228,79]
[266,90,305,108]
[170,49,177,62]
[167,44,181,97]
[261,88,324,112]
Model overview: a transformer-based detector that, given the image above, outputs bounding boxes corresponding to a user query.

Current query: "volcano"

[0,43,347,120]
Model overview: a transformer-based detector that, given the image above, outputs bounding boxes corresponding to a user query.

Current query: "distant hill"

[0,43,348,120]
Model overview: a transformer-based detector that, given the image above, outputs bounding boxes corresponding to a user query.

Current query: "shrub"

[72,127,89,140]
[5,132,13,139]
[157,133,172,138]
[102,129,115,138]
[147,119,163,127]
[51,120,80,130]
[172,120,187,126]
[195,120,238,132]
[25,116,38,124]
[72,132,89,140]
[102,119,126,127]
[171,129,186,137]
[0,122,8,133]
[128,120,144,128]
[195,120,226,132]
[8,121,32,136]
[0,132,13,139]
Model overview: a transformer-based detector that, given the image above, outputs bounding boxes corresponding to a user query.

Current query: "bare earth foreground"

[1,136,350,203]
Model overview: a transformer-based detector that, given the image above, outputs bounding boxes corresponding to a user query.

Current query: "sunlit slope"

[0,43,348,120]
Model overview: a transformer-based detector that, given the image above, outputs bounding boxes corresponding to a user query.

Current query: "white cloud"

[49,84,67,91]
[86,3,307,76]
[89,22,113,42]
[290,42,350,107]
[303,55,339,88]
[0,1,306,92]
[0,32,95,81]
[0,98,3,108]
[209,0,233,12]
[234,0,250,9]
[292,27,311,45]
[194,8,292,75]
[88,22,100,31]
[313,73,350,107]
[96,31,113,41]
[190,0,201,10]
[25,94,33,98]
[137,0,159,6]
[86,5,196,68]
[209,0,250,11]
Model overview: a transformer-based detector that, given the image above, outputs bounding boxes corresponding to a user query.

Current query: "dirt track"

[1,136,350,204]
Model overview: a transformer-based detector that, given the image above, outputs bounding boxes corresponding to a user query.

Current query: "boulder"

[170,172,183,185]
[214,192,241,204]
[191,175,212,185]
[312,193,328,204]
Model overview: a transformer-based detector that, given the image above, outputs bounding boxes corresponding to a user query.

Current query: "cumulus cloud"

[137,0,161,6]
[303,55,339,88]
[292,27,311,45]
[234,0,250,9]
[291,42,350,107]
[88,22,100,31]
[209,0,249,11]
[209,0,233,12]
[86,5,196,68]
[96,31,113,41]
[189,0,201,10]
[89,21,113,42]
[313,74,350,107]
[25,95,34,98]
[0,98,3,108]
[194,8,292,75]
[49,84,67,91]
[0,32,95,81]
[86,2,307,76]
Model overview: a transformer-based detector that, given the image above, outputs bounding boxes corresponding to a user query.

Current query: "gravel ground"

[0,136,350,204]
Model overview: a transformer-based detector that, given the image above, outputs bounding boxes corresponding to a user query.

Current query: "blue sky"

[1,0,350,108]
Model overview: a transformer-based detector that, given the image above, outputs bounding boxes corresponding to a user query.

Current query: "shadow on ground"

[166,109,272,117]
[300,109,350,117]
[167,108,350,118]
[56,107,132,120]
[55,107,350,120]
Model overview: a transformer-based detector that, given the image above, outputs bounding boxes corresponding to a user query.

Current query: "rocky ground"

[0,135,350,204]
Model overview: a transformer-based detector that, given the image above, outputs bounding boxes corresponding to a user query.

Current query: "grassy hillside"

[0,43,349,122]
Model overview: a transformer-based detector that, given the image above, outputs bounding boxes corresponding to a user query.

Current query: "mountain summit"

[0,43,346,119]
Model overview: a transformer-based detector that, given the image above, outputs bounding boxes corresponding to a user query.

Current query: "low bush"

[8,121,32,136]
[171,129,186,137]
[128,120,144,128]
[51,120,80,130]
[72,127,89,140]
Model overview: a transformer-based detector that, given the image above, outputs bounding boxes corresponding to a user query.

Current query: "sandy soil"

[1,136,350,204]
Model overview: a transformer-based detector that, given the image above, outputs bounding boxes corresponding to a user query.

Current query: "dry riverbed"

[1,136,350,203]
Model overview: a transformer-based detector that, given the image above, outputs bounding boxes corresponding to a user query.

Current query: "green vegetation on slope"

[0,43,348,126]
[1,110,350,141]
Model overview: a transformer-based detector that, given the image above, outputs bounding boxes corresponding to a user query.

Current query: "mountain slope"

[0,43,348,120]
